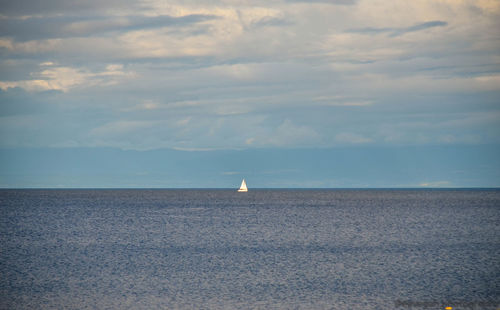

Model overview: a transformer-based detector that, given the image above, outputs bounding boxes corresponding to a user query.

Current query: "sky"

[0,0,499,188]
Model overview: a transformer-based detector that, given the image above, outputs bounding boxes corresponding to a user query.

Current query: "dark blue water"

[1,189,499,309]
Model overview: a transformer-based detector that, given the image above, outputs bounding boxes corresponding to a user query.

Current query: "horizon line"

[1,187,499,190]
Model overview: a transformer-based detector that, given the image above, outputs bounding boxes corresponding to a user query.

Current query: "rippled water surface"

[1,189,499,309]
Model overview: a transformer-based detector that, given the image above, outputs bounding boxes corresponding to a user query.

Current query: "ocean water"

[0,189,499,309]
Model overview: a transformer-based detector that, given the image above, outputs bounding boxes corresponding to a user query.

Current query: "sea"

[0,189,499,310]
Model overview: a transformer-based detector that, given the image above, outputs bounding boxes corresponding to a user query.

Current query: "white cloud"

[89,120,154,136]
[335,132,373,144]
[313,96,373,106]
[262,119,321,147]
[176,117,191,126]
[0,63,135,92]
[0,0,499,150]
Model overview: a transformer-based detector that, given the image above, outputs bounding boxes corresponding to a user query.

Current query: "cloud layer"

[1,0,499,150]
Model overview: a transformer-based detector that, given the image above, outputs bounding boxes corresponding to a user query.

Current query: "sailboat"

[238,179,248,192]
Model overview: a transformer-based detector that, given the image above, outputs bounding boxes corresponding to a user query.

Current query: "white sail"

[238,179,248,192]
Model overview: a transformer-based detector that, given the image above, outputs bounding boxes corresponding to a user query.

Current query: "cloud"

[313,96,373,107]
[0,87,53,116]
[0,14,216,41]
[335,132,373,144]
[0,63,134,92]
[0,0,140,15]
[286,0,357,4]
[260,119,321,147]
[0,0,499,151]
[348,20,448,37]
[250,16,291,28]
[89,120,154,136]
[402,21,448,33]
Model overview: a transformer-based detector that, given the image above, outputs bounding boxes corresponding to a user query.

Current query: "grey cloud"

[0,14,216,41]
[347,26,391,35]
[286,0,357,4]
[1,57,499,150]
[348,20,448,37]
[0,1,498,152]
[0,60,41,81]
[250,16,292,28]
[0,87,59,117]
[391,21,448,37]
[0,0,141,16]
[404,21,448,32]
